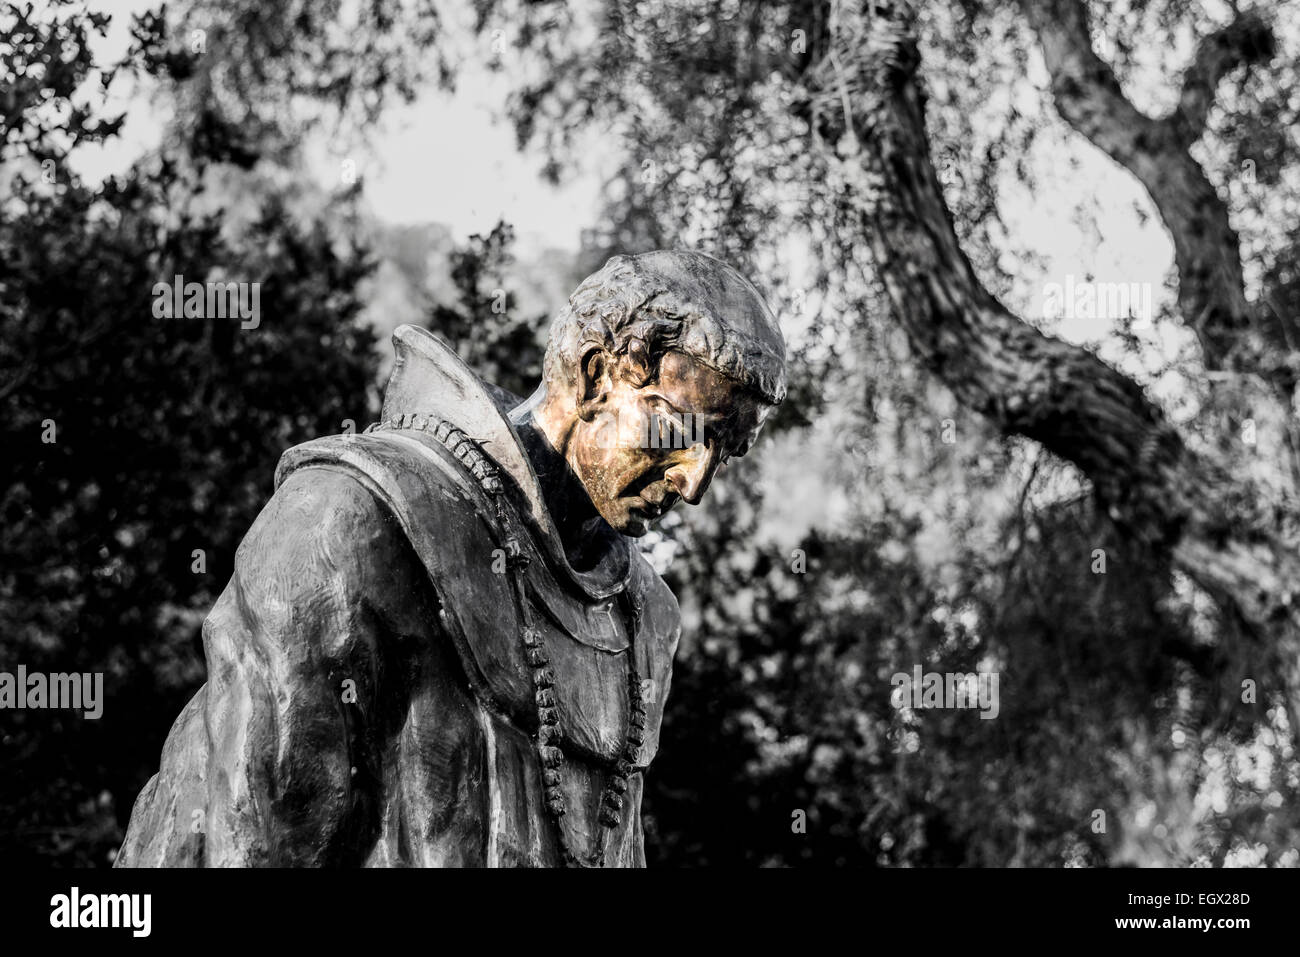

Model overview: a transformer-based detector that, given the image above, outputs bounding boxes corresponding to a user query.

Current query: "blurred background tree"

[1,0,381,865]
[476,0,1300,867]
[426,219,548,398]
[2,0,1296,867]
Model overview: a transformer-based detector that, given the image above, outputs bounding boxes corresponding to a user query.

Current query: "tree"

[476,0,1300,864]
[0,0,381,864]
[426,221,549,399]
[800,0,1300,749]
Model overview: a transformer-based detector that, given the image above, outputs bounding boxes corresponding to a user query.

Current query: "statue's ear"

[575,345,613,421]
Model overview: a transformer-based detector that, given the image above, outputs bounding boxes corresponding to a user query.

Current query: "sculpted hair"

[543,253,788,405]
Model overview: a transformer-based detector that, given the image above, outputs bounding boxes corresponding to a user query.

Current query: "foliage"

[426,220,547,399]
[0,0,378,865]
[4,0,1297,868]
[482,0,1300,866]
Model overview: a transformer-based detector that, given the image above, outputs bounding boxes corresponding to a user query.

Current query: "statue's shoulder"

[624,549,682,692]
[273,424,506,553]
[244,448,408,560]
[277,424,494,497]
[629,552,680,635]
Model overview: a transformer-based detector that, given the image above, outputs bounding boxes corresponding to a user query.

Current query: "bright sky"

[72,0,1193,397]
[75,0,603,251]
[301,75,605,250]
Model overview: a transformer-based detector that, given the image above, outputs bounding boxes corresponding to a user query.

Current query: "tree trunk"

[803,1,1300,744]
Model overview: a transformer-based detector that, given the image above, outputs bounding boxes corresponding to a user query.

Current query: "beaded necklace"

[370,413,648,867]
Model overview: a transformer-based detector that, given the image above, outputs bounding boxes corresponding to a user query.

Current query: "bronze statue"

[117,250,787,867]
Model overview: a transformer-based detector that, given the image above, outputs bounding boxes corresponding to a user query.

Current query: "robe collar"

[380,324,631,601]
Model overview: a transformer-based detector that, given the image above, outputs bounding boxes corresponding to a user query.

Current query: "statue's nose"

[665,443,720,505]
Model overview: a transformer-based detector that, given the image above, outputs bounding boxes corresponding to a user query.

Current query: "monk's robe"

[117,325,681,867]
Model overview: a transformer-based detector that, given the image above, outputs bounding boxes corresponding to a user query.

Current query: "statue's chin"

[621,519,651,538]
[610,500,656,538]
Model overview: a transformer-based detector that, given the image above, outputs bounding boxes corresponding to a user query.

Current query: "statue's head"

[531,250,786,537]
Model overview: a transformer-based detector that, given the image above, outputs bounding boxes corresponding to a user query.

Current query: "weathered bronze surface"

[117,250,786,867]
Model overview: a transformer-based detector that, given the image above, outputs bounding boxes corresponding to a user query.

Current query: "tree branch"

[1023,0,1300,494]
[804,0,1300,747]
[1172,11,1276,144]
[1017,0,1274,373]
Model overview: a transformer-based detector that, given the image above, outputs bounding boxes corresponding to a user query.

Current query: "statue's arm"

[201,465,426,866]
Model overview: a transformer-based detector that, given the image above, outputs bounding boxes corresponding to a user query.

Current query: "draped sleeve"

[118,465,433,866]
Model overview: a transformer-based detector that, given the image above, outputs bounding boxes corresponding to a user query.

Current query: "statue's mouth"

[633,485,678,519]
[622,471,672,506]
[625,490,677,527]
[637,499,664,519]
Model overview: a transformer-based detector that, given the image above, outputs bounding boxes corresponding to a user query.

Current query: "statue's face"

[568,348,771,536]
